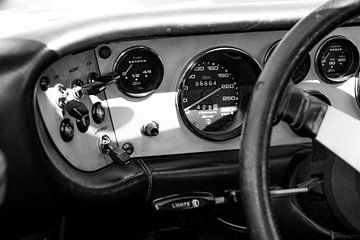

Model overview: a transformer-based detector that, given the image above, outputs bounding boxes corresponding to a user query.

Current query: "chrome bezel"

[176,46,262,141]
[314,35,359,84]
[264,39,311,84]
[113,46,164,98]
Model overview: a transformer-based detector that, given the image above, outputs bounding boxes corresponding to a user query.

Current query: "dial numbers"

[177,47,261,141]
[181,61,239,132]
[316,37,359,83]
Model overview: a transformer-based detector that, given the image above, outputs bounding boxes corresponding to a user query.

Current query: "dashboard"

[2,1,360,239]
[35,28,360,171]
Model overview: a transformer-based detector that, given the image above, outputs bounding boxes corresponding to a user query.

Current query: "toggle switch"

[98,135,133,166]
[80,73,121,95]
[81,81,107,95]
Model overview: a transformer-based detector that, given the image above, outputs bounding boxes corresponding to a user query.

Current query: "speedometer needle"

[185,87,221,111]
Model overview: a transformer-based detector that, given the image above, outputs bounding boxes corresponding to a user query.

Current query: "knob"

[60,118,74,142]
[98,135,131,166]
[91,102,105,124]
[76,115,90,133]
[88,72,99,83]
[64,100,89,119]
[142,121,159,136]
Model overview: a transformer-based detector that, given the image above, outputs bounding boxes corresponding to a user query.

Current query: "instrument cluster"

[35,29,360,172]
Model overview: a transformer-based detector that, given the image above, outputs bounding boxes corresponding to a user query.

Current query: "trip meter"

[177,47,261,141]
[114,46,163,97]
[315,36,359,83]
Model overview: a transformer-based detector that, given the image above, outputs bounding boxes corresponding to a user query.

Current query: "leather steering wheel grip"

[239,1,360,240]
[0,150,6,206]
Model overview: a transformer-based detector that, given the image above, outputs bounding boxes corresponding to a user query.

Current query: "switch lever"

[95,73,121,84]
[99,135,131,166]
[108,147,130,166]
[81,81,106,95]
[81,74,120,95]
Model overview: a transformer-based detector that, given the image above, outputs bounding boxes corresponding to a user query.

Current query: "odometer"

[178,47,261,141]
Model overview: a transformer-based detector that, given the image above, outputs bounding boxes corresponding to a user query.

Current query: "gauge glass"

[114,46,163,97]
[316,37,359,83]
[178,48,261,141]
[264,41,311,84]
[182,62,238,132]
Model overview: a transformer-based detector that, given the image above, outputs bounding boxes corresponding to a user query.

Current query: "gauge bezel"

[113,46,164,97]
[315,35,359,84]
[264,40,311,84]
[176,47,262,141]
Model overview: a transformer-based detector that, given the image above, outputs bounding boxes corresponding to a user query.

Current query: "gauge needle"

[122,64,133,76]
[323,52,330,62]
[185,87,221,111]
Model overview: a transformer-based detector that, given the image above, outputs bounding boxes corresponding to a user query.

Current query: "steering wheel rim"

[239,1,360,239]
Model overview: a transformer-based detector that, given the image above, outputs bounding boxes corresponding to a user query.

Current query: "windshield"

[0,0,325,11]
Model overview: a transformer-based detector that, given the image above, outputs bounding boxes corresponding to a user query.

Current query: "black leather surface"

[144,145,309,201]
[0,38,149,209]
[0,151,6,207]
[239,1,360,240]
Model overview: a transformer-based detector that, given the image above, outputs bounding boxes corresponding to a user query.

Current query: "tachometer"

[177,47,261,141]
[315,36,359,83]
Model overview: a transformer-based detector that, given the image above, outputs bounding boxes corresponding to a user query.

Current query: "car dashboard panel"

[35,28,360,172]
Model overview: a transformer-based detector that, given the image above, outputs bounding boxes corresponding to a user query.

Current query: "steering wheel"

[0,151,6,206]
[240,0,360,239]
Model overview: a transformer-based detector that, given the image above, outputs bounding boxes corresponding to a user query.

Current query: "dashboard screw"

[99,46,112,59]
[122,143,134,155]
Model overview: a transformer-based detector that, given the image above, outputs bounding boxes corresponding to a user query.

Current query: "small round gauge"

[177,47,261,141]
[264,40,311,84]
[114,46,163,97]
[316,36,359,83]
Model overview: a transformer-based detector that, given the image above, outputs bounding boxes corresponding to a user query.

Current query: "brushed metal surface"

[36,50,117,171]
[36,27,360,171]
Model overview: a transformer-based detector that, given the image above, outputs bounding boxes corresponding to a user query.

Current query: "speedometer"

[177,47,261,141]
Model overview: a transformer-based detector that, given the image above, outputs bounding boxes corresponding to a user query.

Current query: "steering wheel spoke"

[240,1,360,239]
[279,84,360,174]
[316,106,360,174]
[278,84,328,138]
